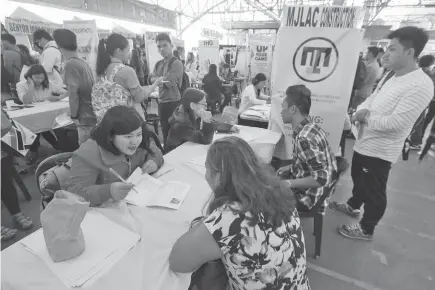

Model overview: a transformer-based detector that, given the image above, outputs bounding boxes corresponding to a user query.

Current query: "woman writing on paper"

[238,73,271,114]
[16,64,67,164]
[166,88,237,153]
[64,106,164,207]
[169,137,310,289]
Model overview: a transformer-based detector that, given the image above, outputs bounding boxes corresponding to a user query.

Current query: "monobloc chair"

[298,176,339,259]
[35,152,73,209]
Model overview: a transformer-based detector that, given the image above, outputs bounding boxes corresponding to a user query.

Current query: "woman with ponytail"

[94,34,162,120]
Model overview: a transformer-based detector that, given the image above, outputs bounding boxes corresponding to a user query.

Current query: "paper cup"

[5,100,15,109]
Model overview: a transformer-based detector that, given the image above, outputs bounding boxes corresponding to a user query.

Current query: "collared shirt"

[355,68,433,163]
[291,118,337,211]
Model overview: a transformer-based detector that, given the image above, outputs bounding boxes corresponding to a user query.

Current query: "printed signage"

[270,5,362,157]
[282,5,360,28]
[5,17,62,35]
[198,40,220,76]
[201,28,224,40]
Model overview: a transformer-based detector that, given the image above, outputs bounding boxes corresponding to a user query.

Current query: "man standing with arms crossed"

[330,26,433,241]
[148,33,183,148]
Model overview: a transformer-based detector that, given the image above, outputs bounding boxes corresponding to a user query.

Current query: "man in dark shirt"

[53,29,97,145]
[1,34,23,85]
[148,33,183,147]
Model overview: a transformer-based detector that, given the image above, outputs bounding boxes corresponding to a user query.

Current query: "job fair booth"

[269,5,363,160]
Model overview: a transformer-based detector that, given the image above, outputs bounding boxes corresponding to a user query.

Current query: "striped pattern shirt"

[355,68,433,163]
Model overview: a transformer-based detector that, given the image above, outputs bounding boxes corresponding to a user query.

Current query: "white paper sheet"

[20,210,140,288]
[125,168,190,209]
[186,154,207,167]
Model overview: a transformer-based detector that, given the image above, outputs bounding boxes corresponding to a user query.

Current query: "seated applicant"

[63,106,164,207]
[277,85,337,212]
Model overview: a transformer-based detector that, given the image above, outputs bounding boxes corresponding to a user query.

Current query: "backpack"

[353,57,367,90]
[91,64,131,121]
[162,57,190,96]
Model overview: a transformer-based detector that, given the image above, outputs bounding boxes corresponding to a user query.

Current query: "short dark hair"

[33,29,53,41]
[387,26,428,58]
[419,54,435,68]
[367,46,380,58]
[284,85,312,116]
[1,34,16,45]
[53,29,77,51]
[222,63,230,69]
[24,64,49,90]
[155,33,171,44]
[91,106,155,156]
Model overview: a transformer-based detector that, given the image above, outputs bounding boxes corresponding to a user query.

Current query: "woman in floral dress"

[170,136,310,289]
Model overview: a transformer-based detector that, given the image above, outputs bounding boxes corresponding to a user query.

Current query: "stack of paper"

[124,168,190,209]
[243,110,267,119]
[21,210,140,288]
[250,104,271,111]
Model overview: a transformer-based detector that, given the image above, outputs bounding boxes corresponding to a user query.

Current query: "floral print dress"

[203,203,310,290]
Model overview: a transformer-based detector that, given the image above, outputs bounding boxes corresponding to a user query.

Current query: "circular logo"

[292,37,339,83]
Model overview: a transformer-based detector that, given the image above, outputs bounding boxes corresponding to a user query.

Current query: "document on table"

[125,168,190,209]
[242,110,267,119]
[250,104,271,111]
[20,210,140,288]
[186,154,206,167]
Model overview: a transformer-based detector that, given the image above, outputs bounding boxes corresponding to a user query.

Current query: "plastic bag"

[40,190,90,263]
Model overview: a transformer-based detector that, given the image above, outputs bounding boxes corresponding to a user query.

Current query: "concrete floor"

[2,136,435,289]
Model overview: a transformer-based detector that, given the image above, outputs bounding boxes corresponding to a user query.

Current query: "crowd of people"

[1,24,435,289]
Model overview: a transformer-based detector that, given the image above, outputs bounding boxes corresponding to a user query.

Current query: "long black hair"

[180,88,206,125]
[206,137,296,228]
[96,33,129,76]
[91,106,155,156]
[24,64,49,90]
[208,63,218,76]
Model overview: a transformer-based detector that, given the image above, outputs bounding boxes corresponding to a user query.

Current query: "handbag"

[188,217,228,290]
[1,110,37,156]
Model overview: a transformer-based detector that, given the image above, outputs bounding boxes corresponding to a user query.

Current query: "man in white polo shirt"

[330,26,433,241]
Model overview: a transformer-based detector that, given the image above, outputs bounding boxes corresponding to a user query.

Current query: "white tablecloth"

[7,100,70,133]
[1,126,281,290]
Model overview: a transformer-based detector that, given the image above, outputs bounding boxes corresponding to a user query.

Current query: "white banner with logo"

[198,40,220,76]
[5,17,62,35]
[63,20,99,77]
[270,5,362,159]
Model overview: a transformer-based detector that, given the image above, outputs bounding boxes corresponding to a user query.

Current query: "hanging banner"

[63,20,99,76]
[249,35,273,86]
[15,0,176,29]
[5,17,62,35]
[198,40,220,76]
[270,5,362,158]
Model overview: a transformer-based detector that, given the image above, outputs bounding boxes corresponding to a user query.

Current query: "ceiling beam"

[242,0,280,21]
[177,0,228,37]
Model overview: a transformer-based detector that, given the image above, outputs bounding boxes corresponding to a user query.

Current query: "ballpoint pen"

[109,168,139,194]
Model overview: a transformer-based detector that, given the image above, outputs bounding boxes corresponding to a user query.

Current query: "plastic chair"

[298,175,340,259]
[35,152,73,209]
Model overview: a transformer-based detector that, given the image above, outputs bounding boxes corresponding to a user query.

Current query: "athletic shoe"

[410,144,421,150]
[338,224,373,241]
[329,201,361,218]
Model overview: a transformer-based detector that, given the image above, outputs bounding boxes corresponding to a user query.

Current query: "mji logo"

[203,40,214,46]
[292,37,339,83]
